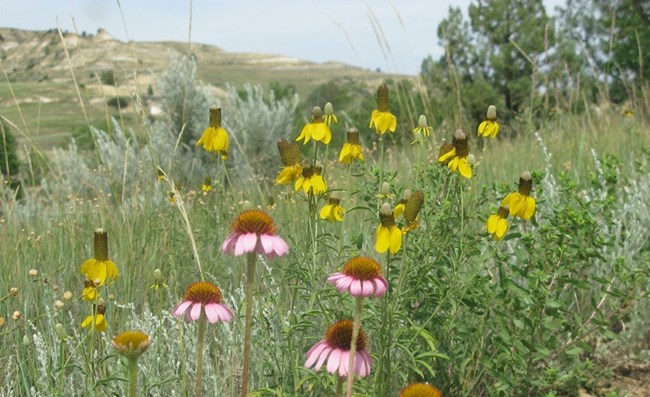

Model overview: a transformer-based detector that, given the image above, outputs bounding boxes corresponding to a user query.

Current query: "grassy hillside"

[0,27,389,149]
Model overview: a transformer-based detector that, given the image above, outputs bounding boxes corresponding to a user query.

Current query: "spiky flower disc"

[400,383,443,397]
[231,210,277,235]
[183,281,224,305]
[112,330,151,359]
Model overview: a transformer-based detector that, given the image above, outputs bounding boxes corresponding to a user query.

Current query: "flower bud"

[486,105,497,120]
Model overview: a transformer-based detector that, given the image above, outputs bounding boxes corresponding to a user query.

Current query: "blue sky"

[0,0,564,75]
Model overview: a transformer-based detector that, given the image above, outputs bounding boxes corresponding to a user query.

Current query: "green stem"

[195,315,207,397]
[241,253,257,397]
[128,358,138,397]
[378,136,385,190]
[336,376,344,397]
[345,297,364,397]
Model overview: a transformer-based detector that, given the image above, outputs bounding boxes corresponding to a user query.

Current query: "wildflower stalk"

[345,296,364,397]
[241,252,257,397]
[195,314,207,397]
[336,376,344,397]
[127,357,138,397]
[378,136,385,193]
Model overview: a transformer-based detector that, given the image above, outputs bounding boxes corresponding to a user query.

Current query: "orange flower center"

[400,383,442,397]
[183,281,224,304]
[343,256,382,281]
[232,210,277,235]
[324,319,366,351]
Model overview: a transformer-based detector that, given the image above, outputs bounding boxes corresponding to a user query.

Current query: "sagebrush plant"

[0,50,648,397]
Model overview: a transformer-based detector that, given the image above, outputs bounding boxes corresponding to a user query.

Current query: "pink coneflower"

[222,210,288,257]
[173,281,234,324]
[305,319,372,378]
[328,256,388,297]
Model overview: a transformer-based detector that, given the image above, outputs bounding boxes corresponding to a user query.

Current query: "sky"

[0,0,565,75]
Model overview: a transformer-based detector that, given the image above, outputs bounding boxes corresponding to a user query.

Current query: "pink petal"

[243,233,257,253]
[305,341,328,368]
[267,235,289,257]
[335,276,353,292]
[259,234,275,255]
[204,303,220,323]
[350,279,362,296]
[374,278,388,297]
[361,280,374,297]
[173,301,192,317]
[190,302,202,321]
[222,233,237,253]
[234,234,249,255]
[215,304,234,322]
[327,273,345,283]
[357,351,372,377]
[339,350,350,377]
[327,348,342,373]
[314,346,332,370]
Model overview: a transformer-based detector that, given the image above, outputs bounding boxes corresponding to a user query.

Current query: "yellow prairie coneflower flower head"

[438,130,472,179]
[393,189,411,219]
[295,161,327,195]
[486,205,509,240]
[412,114,431,143]
[81,299,108,333]
[376,182,394,200]
[201,176,212,192]
[375,203,402,254]
[296,106,332,144]
[323,102,338,126]
[339,128,364,164]
[501,171,536,220]
[370,83,397,134]
[402,190,424,233]
[197,106,229,159]
[80,228,118,287]
[478,105,499,138]
[400,382,442,397]
[320,194,345,222]
[275,139,303,185]
[112,330,151,359]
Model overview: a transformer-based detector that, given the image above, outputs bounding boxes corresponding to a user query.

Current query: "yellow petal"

[478,121,488,137]
[438,147,457,163]
[275,167,294,185]
[375,225,390,253]
[81,316,93,328]
[105,260,118,281]
[508,193,526,217]
[334,206,345,222]
[319,204,333,221]
[486,214,498,234]
[339,144,351,164]
[458,158,472,179]
[521,196,536,220]
[496,218,508,239]
[389,226,402,253]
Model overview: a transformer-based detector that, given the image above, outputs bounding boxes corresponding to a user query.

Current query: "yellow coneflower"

[295,162,327,195]
[438,130,472,179]
[275,139,303,185]
[501,171,536,220]
[112,330,151,359]
[81,300,107,333]
[369,84,397,134]
[323,102,338,126]
[375,203,402,254]
[296,106,332,144]
[150,268,168,290]
[402,190,424,233]
[394,189,412,219]
[376,182,394,200]
[80,229,118,287]
[477,105,499,138]
[82,279,100,301]
[486,205,509,240]
[201,176,212,192]
[319,195,345,222]
[412,114,432,144]
[339,128,364,164]
[197,106,229,159]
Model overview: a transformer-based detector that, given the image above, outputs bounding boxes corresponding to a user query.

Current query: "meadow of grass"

[1,33,650,397]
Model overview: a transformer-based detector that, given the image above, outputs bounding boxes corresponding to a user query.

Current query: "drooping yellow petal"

[311,175,327,195]
[105,260,118,282]
[458,158,473,179]
[94,314,107,332]
[276,166,295,185]
[333,206,345,222]
[521,196,536,220]
[339,143,352,164]
[375,225,390,253]
[320,204,334,221]
[495,218,508,239]
[294,177,305,192]
[508,193,526,218]
[296,125,312,144]
[394,204,405,219]
[487,214,499,234]
[439,148,457,163]
[388,226,402,253]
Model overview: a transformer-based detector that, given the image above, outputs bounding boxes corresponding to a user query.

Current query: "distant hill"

[0,27,390,148]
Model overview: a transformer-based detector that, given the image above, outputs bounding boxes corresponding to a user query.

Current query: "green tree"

[468,0,552,115]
